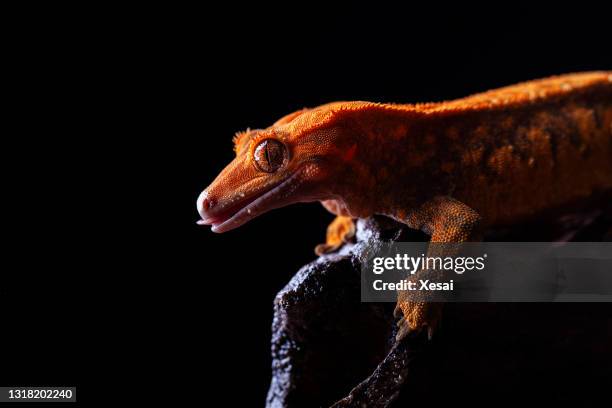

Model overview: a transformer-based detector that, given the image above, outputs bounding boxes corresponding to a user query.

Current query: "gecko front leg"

[315,215,356,256]
[393,196,482,341]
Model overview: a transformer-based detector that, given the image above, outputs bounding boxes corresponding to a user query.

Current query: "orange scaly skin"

[197,72,612,340]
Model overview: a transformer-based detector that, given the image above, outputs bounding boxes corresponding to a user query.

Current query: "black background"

[3,3,611,406]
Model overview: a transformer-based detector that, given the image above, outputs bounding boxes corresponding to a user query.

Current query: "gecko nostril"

[197,190,215,218]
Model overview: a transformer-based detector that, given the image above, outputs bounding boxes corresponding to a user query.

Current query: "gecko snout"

[196,190,214,222]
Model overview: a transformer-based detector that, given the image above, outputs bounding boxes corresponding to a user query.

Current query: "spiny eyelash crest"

[233,128,252,154]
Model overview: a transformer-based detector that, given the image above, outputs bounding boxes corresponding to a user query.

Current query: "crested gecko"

[197,72,612,341]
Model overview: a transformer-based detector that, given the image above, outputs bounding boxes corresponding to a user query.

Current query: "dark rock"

[267,215,612,407]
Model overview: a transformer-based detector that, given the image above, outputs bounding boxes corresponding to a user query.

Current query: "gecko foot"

[394,300,441,342]
[315,216,355,256]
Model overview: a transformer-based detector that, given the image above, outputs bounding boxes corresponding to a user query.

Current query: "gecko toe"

[395,316,412,341]
[314,243,341,256]
[393,303,403,319]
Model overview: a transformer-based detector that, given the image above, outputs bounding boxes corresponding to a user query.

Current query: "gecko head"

[197,107,352,233]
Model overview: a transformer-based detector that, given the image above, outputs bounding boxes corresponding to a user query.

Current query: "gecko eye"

[253,139,287,172]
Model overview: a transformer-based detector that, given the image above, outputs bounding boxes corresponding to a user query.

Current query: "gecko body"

[197,72,612,339]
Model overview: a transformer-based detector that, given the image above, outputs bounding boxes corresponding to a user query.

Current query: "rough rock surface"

[266,215,612,407]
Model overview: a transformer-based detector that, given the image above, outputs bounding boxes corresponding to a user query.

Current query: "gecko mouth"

[197,167,307,233]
